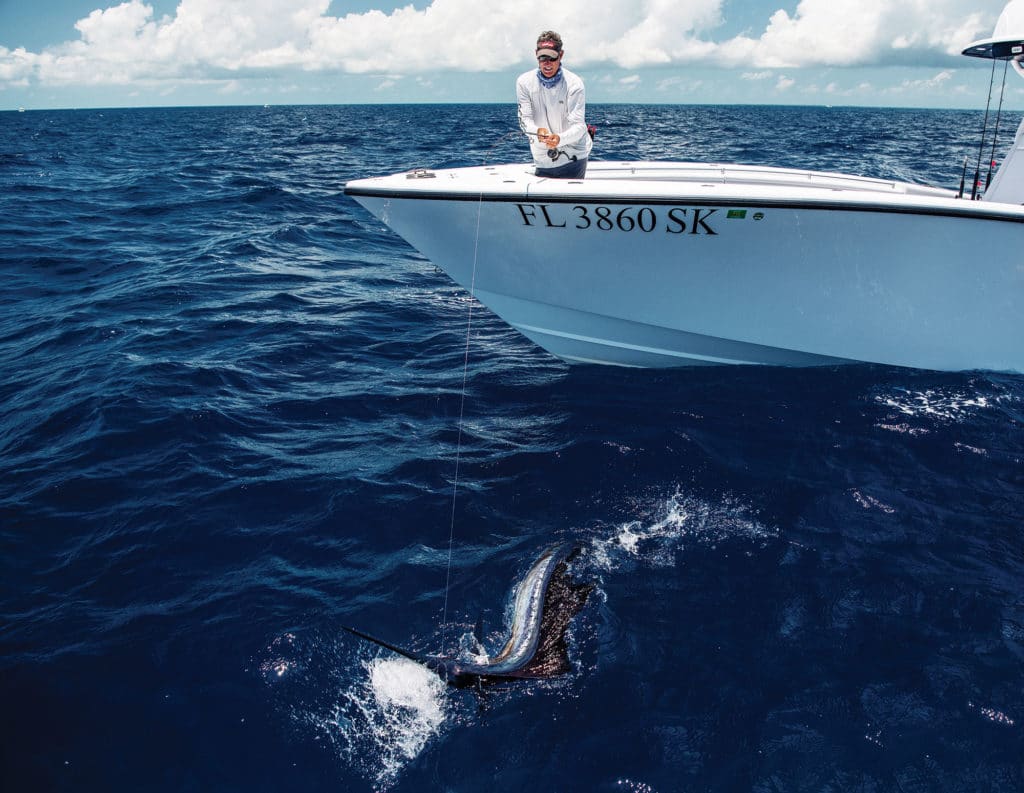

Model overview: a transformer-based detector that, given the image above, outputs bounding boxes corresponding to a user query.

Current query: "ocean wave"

[2,104,1023,793]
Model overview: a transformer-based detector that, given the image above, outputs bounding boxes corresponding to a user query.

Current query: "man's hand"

[536,128,561,148]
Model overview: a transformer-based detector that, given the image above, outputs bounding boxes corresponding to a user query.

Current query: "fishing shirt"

[516,66,593,170]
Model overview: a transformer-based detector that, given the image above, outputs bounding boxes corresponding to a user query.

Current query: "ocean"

[1,103,1022,792]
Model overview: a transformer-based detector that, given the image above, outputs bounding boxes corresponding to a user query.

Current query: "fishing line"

[440,206,479,637]
[440,129,528,639]
[440,122,594,633]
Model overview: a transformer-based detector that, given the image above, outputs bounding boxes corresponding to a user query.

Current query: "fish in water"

[343,543,593,687]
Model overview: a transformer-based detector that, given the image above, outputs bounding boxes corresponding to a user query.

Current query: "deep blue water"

[2,103,1023,792]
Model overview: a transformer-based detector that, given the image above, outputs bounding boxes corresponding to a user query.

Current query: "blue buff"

[537,68,564,88]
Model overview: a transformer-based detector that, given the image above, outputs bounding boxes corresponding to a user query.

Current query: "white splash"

[850,489,897,514]
[968,701,1016,727]
[371,657,446,757]
[875,386,1011,424]
[617,779,657,792]
[875,422,930,436]
[258,632,298,681]
[590,492,777,571]
[332,656,449,789]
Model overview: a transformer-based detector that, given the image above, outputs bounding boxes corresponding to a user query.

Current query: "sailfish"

[343,544,593,687]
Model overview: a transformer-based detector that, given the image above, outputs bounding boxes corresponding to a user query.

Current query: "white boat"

[346,7,1024,372]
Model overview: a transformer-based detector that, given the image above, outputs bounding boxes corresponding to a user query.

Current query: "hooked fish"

[343,543,592,687]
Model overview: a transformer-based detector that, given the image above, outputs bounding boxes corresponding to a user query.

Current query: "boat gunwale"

[346,160,955,194]
[344,184,1024,224]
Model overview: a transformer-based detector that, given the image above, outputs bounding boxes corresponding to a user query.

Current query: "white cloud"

[656,76,704,92]
[776,74,795,90]
[716,0,1000,68]
[0,0,1010,90]
[0,47,38,83]
[888,69,955,93]
[305,0,724,72]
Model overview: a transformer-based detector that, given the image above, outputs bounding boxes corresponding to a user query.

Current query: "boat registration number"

[515,203,720,235]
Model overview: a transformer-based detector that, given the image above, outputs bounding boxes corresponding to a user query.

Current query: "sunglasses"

[537,55,560,63]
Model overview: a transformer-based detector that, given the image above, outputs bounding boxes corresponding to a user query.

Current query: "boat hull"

[346,163,1024,371]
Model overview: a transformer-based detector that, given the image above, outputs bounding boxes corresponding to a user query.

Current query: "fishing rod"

[967,52,1020,199]
[972,56,998,200]
[475,127,571,163]
[517,125,576,163]
[516,105,595,164]
[985,58,1010,190]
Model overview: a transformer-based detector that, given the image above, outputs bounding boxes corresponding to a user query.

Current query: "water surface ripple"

[1,104,1022,792]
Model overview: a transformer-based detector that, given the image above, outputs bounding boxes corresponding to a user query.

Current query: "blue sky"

[1,0,1021,110]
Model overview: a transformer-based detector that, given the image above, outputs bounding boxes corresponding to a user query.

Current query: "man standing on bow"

[516,31,592,179]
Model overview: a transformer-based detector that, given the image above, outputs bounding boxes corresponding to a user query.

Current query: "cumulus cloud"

[0,0,1008,89]
[656,75,704,92]
[717,0,999,68]
[889,69,956,93]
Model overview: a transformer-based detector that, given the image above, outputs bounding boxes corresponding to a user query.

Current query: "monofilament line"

[440,132,531,640]
[441,184,486,638]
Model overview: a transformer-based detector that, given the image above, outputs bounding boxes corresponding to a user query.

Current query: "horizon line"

[4,99,1021,114]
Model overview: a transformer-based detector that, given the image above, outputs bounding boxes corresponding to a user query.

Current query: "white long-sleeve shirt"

[516,67,592,169]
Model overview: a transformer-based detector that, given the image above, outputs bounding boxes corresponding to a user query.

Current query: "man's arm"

[516,76,540,136]
[557,79,588,147]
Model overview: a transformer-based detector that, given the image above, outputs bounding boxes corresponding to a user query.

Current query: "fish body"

[344,543,591,687]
